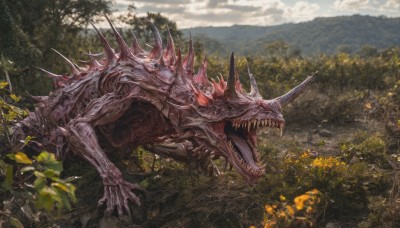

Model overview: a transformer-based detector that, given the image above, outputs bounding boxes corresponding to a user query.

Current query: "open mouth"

[223,118,284,182]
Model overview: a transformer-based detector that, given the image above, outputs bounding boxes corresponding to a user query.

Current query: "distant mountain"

[182,15,400,56]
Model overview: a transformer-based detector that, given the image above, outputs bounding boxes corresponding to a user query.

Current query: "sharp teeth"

[247,123,251,131]
[268,119,272,126]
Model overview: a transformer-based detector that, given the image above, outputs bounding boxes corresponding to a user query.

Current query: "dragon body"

[12,17,316,216]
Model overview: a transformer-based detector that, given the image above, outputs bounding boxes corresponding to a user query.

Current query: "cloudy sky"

[112,0,400,28]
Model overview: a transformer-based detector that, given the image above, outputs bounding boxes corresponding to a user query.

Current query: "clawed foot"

[98,179,143,217]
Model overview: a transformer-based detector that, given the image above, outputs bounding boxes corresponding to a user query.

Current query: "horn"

[277,71,318,106]
[224,52,238,98]
[51,49,81,76]
[105,15,132,60]
[147,20,162,59]
[246,61,261,98]
[90,22,116,65]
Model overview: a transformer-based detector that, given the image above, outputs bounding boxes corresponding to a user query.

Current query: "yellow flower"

[300,151,310,159]
[279,195,286,201]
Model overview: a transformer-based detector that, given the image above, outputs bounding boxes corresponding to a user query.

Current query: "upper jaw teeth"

[232,118,284,136]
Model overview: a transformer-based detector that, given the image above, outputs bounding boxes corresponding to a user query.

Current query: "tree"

[0,0,41,66]
[0,0,112,95]
[265,40,288,59]
[357,45,378,58]
[120,12,183,48]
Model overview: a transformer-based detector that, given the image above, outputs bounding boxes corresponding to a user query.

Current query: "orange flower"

[294,194,309,210]
[286,205,295,216]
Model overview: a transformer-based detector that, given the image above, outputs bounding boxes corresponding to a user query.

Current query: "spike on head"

[147,19,163,60]
[246,60,261,98]
[224,52,238,98]
[104,15,132,60]
[90,22,116,65]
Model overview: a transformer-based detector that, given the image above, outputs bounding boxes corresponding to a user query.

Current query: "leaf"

[52,182,69,192]
[24,136,34,145]
[5,164,13,190]
[15,152,33,164]
[54,188,72,210]
[63,176,81,182]
[33,176,46,191]
[34,151,63,173]
[9,217,24,228]
[6,153,15,160]
[44,169,58,178]
[35,191,54,212]
[0,81,8,89]
[10,94,21,102]
[20,166,35,174]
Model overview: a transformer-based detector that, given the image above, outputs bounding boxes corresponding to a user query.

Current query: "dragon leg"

[64,93,141,216]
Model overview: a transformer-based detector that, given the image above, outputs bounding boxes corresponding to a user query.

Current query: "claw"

[98,180,142,216]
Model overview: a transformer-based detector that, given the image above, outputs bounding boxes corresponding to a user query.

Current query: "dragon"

[12,17,316,216]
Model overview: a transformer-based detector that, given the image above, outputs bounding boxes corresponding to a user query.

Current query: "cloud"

[207,0,228,8]
[139,4,186,14]
[109,0,399,29]
[382,0,400,9]
[333,0,370,10]
[288,1,320,21]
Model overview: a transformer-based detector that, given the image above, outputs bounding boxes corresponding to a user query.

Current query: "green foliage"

[7,151,76,212]
[341,134,388,167]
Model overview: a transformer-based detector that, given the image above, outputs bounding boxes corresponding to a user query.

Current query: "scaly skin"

[12,17,316,216]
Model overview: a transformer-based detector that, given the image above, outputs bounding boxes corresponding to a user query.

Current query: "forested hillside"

[183,15,400,56]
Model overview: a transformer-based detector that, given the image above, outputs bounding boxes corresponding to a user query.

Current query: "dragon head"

[182,52,316,184]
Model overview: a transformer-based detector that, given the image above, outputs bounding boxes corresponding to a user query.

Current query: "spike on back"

[194,55,210,87]
[183,33,195,76]
[131,32,146,57]
[164,28,176,66]
[90,22,117,65]
[51,49,81,76]
[147,20,163,60]
[174,48,184,80]
[105,15,132,60]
